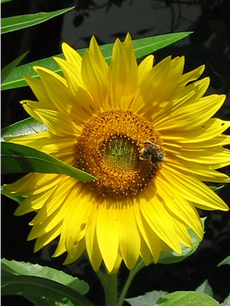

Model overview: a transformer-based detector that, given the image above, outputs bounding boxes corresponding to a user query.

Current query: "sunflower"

[3,34,230,273]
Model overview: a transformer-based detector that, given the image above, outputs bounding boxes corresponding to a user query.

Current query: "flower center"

[75,110,164,200]
[101,136,139,172]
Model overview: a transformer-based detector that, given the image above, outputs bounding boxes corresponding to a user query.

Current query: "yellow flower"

[4,34,230,273]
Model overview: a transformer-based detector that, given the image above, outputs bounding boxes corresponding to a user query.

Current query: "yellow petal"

[108,35,138,109]
[24,76,55,110]
[81,37,108,109]
[157,175,203,238]
[34,66,74,114]
[138,55,154,82]
[85,208,102,271]
[33,109,81,136]
[96,204,119,272]
[133,202,161,263]
[34,223,61,252]
[62,42,82,71]
[162,118,230,144]
[117,204,140,270]
[157,93,226,131]
[140,187,182,254]
[54,56,84,94]
[162,165,229,211]
[64,239,85,265]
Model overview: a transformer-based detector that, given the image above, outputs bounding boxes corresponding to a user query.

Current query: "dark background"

[1,0,230,305]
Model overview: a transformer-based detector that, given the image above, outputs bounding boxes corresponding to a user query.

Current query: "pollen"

[75,110,164,200]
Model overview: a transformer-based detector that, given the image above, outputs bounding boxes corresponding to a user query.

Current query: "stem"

[117,259,145,306]
[117,270,135,306]
[96,270,118,306]
[96,259,145,306]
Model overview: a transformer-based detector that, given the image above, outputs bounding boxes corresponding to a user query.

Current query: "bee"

[139,141,165,165]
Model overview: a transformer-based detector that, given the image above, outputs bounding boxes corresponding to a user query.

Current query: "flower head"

[4,34,230,273]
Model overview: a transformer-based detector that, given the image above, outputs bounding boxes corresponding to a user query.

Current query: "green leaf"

[2,275,89,306]
[1,51,29,83]
[132,32,192,59]
[195,280,213,297]
[1,142,96,181]
[209,185,225,191]
[217,256,230,267]
[1,7,75,34]
[2,32,192,91]
[158,218,205,264]
[156,291,219,306]
[0,187,25,205]
[1,117,47,139]
[2,275,92,306]
[1,0,13,3]
[126,290,168,306]
[1,259,89,295]
[221,294,230,306]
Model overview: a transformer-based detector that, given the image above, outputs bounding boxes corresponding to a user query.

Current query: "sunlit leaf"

[1,51,29,83]
[2,32,192,91]
[1,7,74,34]
[1,259,94,306]
[132,32,192,59]
[1,259,89,295]
[156,291,219,306]
[1,117,47,139]
[126,290,168,306]
[1,142,96,181]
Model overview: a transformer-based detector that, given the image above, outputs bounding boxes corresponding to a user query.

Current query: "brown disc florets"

[75,110,164,200]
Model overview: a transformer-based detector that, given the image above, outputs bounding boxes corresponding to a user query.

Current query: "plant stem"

[97,270,118,306]
[117,270,135,306]
[117,259,145,306]
[96,260,145,306]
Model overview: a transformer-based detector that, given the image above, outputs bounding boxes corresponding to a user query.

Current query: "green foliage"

[209,185,225,191]
[126,290,219,306]
[1,259,94,306]
[2,32,192,91]
[2,259,89,294]
[221,295,230,306]
[1,7,75,34]
[125,279,225,306]
[126,290,168,306]
[217,256,230,267]
[1,142,96,180]
[1,51,29,82]
[1,117,47,138]
[195,280,213,297]
[132,32,192,59]
[156,291,219,306]
[0,186,25,205]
